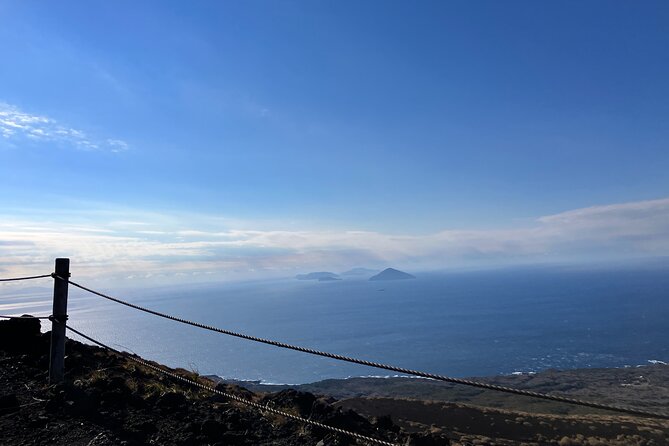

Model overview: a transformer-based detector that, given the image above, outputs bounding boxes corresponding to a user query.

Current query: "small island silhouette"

[369,268,415,281]
[295,272,340,281]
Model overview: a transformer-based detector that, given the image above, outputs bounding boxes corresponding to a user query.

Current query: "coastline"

[3,317,667,446]
[211,358,669,387]
[211,361,669,417]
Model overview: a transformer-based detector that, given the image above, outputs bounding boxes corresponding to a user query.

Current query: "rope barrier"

[62,323,400,446]
[0,315,52,320]
[56,275,669,420]
[0,274,52,282]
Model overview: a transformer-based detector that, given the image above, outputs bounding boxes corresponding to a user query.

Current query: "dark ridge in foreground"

[222,367,669,444]
[0,317,424,446]
[2,316,668,445]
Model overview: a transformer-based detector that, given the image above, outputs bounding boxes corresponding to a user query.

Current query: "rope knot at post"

[48,315,69,323]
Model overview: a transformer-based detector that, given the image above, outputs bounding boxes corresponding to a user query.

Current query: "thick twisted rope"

[62,323,399,446]
[56,275,669,420]
[0,274,52,282]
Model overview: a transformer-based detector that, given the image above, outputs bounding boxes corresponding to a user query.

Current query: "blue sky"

[1,1,668,284]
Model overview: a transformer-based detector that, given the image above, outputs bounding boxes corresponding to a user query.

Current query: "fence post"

[49,258,70,384]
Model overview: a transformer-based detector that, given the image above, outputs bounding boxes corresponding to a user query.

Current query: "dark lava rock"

[125,417,157,438]
[264,389,317,416]
[213,382,255,402]
[99,388,128,408]
[220,431,246,444]
[322,407,369,431]
[201,418,225,440]
[86,432,121,446]
[0,318,411,446]
[408,432,451,446]
[0,316,42,352]
[62,385,99,416]
[156,391,187,409]
[373,415,400,433]
[0,394,19,413]
[44,397,61,413]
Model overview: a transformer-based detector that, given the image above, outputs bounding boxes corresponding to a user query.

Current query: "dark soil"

[2,316,667,446]
[0,317,426,446]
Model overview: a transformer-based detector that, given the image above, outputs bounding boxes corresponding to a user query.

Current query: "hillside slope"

[1,317,667,445]
[0,317,417,446]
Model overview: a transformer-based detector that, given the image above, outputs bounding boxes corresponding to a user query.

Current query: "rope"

[0,315,51,320]
[56,276,669,420]
[62,323,399,446]
[0,274,52,282]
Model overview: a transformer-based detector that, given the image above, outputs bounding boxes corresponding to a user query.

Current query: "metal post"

[49,258,69,384]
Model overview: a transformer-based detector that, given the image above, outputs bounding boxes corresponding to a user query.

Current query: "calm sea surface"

[3,266,669,384]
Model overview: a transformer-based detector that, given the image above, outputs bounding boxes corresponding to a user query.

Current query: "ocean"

[3,264,669,384]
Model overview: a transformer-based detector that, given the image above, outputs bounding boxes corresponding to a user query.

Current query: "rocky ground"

[1,316,668,445]
[0,317,420,446]
[223,370,669,445]
[225,363,669,418]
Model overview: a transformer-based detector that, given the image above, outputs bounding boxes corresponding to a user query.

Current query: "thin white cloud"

[538,197,669,235]
[1,197,668,285]
[0,102,128,152]
[106,139,129,153]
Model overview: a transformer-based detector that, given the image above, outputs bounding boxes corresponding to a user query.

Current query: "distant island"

[296,268,414,281]
[340,267,379,276]
[317,276,341,282]
[295,272,340,281]
[369,268,416,281]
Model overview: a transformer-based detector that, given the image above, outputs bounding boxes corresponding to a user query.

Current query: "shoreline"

[207,359,669,388]
[209,362,669,418]
[3,317,667,445]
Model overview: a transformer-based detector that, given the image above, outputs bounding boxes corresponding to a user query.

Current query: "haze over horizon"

[1,1,668,285]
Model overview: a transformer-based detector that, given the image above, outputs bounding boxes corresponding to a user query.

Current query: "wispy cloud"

[0,102,128,152]
[1,198,668,286]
